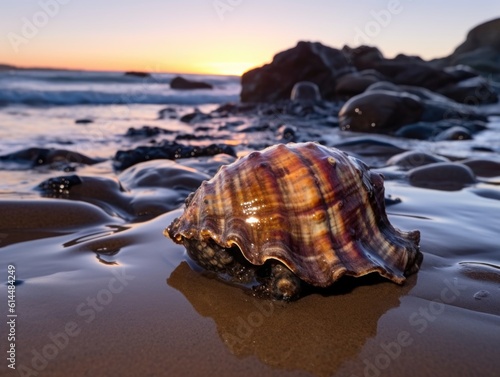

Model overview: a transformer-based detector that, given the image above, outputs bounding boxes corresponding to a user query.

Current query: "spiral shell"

[167,142,421,287]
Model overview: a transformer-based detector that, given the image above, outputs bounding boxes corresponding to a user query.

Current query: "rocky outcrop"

[241,41,353,102]
[170,76,213,90]
[240,20,499,105]
[435,18,500,74]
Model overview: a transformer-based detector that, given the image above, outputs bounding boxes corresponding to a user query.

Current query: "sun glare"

[196,61,258,76]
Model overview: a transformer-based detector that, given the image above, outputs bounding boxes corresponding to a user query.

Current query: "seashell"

[165,142,422,299]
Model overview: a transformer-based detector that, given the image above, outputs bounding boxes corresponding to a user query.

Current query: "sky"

[0,0,499,76]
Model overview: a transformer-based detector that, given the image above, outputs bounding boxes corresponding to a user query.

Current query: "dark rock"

[334,138,406,157]
[37,175,83,195]
[434,126,472,141]
[334,72,380,97]
[290,81,322,102]
[387,151,450,169]
[125,126,173,138]
[393,54,425,63]
[408,163,476,191]
[124,71,151,78]
[443,65,480,81]
[170,76,213,90]
[180,109,211,123]
[241,41,354,102]
[277,125,297,143]
[395,123,438,140]
[342,45,384,71]
[0,147,104,169]
[75,118,94,124]
[436,18,500,74]
[119,160,209,191]
[453,18,500,55]
[460,158,500,177]
[158,107,177,119]
[113,142,237,170]
[371,60,457,91]
[436,76,498,104]
[212,102,257,116]
[338,91,424,133]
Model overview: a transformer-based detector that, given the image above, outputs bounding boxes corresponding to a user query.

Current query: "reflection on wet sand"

[168,261,416,377]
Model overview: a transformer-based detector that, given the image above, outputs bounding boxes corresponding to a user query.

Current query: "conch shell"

[166,142,421,297]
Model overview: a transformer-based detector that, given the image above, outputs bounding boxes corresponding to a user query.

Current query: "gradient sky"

[1,0,499,75]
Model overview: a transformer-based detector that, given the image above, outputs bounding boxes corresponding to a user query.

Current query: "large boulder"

[338,89,487,135]
[240,41,354,102]
[436,18,500,74]
[453,18,500,55]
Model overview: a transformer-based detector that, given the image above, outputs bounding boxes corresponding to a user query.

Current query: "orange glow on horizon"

[3,53,265,76]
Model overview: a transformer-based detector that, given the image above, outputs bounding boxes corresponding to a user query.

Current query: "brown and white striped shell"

[166,142,421,287]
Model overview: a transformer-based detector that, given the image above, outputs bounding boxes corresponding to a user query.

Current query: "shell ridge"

[288,143,347,283]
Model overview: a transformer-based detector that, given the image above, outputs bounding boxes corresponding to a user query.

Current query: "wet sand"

[1,143,500,376]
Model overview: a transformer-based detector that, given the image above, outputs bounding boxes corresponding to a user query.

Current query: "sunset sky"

[1,0,499,75]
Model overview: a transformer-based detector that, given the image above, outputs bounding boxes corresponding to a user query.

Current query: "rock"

[436,18,500,74]
[180,109,211,123]
[340,86,487,136]
[460,158,500,177]
[0,147,104,169]
[387,151,449,169]
[124,71,151,78]
[396,119,486,140]
[395,123,438,140]
[371,60,457,91]
[334,71,380,97]
[408,163,476,191]
[75,118,93,124]
[290,81,322,102]
[113,142,236,170]
[434,126,472,141]
[277,125,297,143]
[334,138,406,157]
[158,107,177,119]
[341,45,384,71]
[436,76,498,104]
[338,91,424,133]
[241,41,354,102]
[170,76,213,90]
[119,159,209,191]
[453,18,500,56]
[125,126,173,138]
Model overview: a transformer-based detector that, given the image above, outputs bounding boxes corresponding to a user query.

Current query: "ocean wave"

[0,88,239,106]
[0,69,240,106]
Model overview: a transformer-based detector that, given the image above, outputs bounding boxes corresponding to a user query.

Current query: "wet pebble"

[473,290,490,300]
[460,158,500,177]
[434,126,472,141]
[408,162,476,191]
[334,138,406,157]
[277,125,297,142]
[387,151,450,169]
[119,159,209,191]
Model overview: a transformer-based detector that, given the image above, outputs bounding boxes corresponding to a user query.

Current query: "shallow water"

[1,99,500,377]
